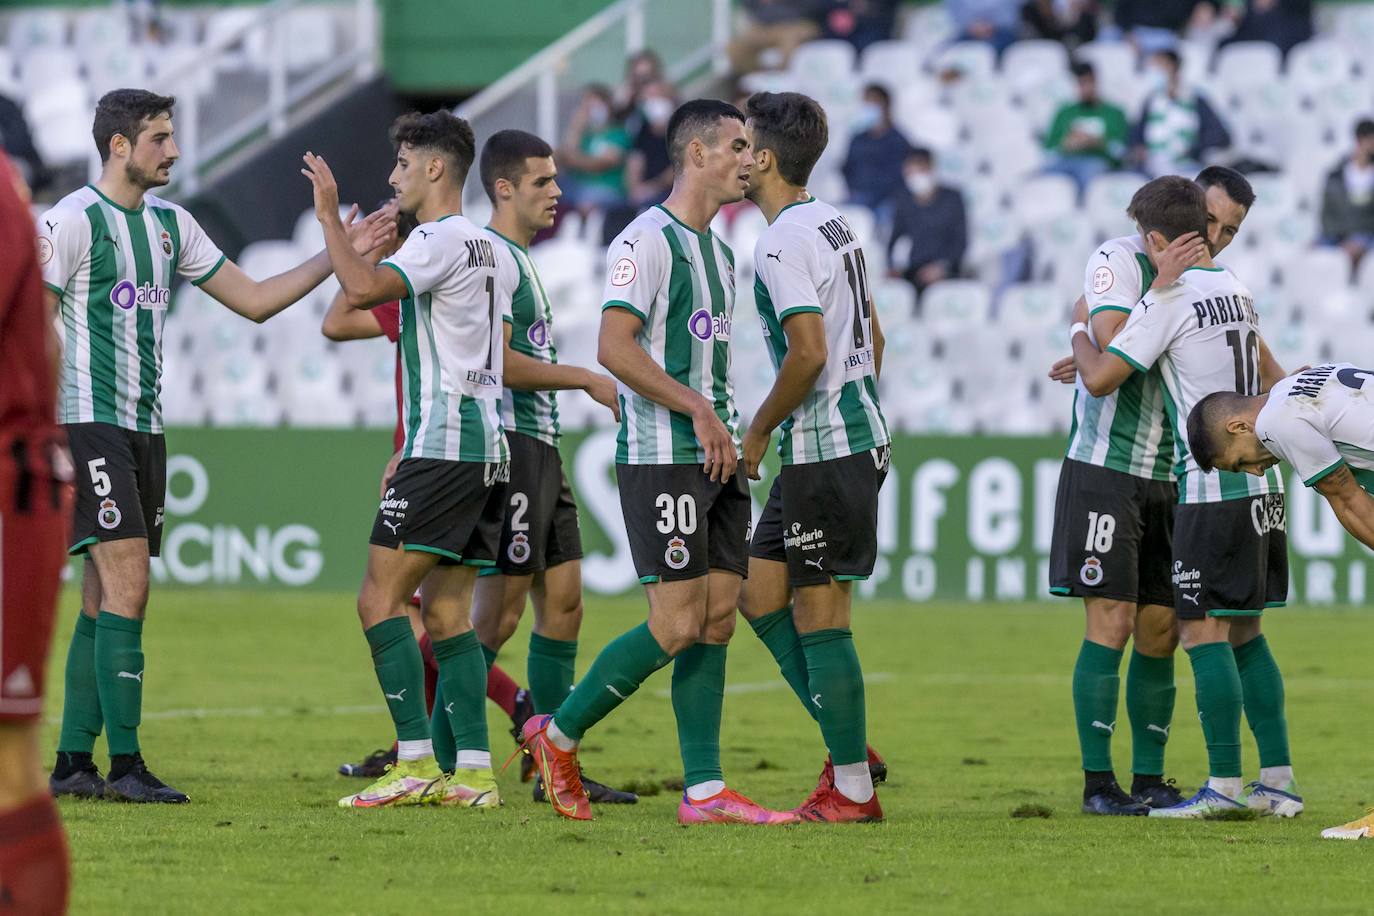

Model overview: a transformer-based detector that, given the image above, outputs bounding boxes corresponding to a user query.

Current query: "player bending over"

[305,110,514,810]
[46,89,391,803]
[518,100,796,824]
[1072,176,1300,820]
[1189,365,1374,837]
[736,91,890,823]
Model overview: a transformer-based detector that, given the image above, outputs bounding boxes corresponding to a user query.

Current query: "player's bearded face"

[125,114,177,189]
[705,119,754,204]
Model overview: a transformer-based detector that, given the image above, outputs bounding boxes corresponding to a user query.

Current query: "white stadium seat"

[1285,39,1354,98]
[921,279,993,325]
[1000,40,1069,98]
[1016,174,1078,222]
[858,40,922,91]
[24,79,90,165]
[931,41,996,80]
[998,283,1064,328]
[1214,41,1283,90]
[1084,173,1143,240]
[284,7,340,73]
[71,9,133,59]
[20,47,83,96]
[789,40,857,82]
[6,9,68,57]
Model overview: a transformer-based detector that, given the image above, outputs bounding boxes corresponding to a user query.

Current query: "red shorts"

[0,436,69,722]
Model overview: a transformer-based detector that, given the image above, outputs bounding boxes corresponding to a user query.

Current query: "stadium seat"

[900,5,956,59]
[1286,39,1354,98]
[998,282,1063,327]
[857,39,922,91]
[279,350,355,427]
[789,40,857,82]
[204,7,269,72]
[1027,212,1094,291]
[1072,42,1140,112]
[204,352,277,426]
[19,47,83,97]
[836,204,877,252]
[893,94,959,152]
[1357,251,1374,301]
[932,41,996,81]
[86,46,154,96]
[872,277,917,317]
[1279,246,1355,323]
[1000,40,1069,98]
[1015,174,1078,222]
[239,240,308,281]
[71,9,133,59]
[1214,41,1283,90]
[1084,173,1142,239]
[283,6,339,73]
[965,207,1023,282]
[1328,3,1374,57]
[979,128,1044,183]
[1177,39,1213,87]
[6,9,68,57]
[23,79,90,165]
[921,279,993,324]
[0,49,16,96]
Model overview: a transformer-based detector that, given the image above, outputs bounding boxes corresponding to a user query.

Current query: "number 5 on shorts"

[88,457,111,496]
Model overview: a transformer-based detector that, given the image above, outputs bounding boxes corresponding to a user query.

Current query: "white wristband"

[1069,322,1089,344]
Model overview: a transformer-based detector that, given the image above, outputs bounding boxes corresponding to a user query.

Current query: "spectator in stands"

[1042,62,1129,195]
[1111,0,1208,53]
[624,80,677,210]
[946,0,1022,53]
[1130,49,1230,178]
[1021,0,1098,48]
[887,147,967,292]
[557,85,631,216]
[1221,0,1313,56]
[1319,119,1374,270]
[0,92,47,192]
[614,50,665,131]
[728,0,822,74]
[842,83,912,211]
[819,0,899,53]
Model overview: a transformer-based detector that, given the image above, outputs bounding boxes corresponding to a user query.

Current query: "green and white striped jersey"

[1108,265,1284,504]
[381,214,517,463]
[486,228,560,447]
[752,197,889,465]
[601,205,740,465]
[39,185,226,433]
[1065,235,1176,481]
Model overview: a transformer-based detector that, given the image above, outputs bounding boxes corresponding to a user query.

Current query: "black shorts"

[64,422,166,557]
[370,457,509,567]
[750,446,890,587]
[616,464,751,583]
[489,432,583,575]
[1048,458,1176,606]
[1172,494,1288,619]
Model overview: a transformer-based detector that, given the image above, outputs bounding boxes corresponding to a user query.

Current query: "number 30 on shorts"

[655,492,697,534]
[1084,510,1115,552]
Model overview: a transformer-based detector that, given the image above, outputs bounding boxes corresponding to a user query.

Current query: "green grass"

[42,591,1374,914]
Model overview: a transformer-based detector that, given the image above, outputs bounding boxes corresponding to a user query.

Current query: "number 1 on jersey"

[842,250,872,350]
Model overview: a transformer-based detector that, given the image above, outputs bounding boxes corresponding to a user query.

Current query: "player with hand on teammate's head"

[304,110,518,811]
[519,99,795,825]
[44,89,391,804]
[1071,176,1301,820]
[447,129,635,805]
[735,91,891,823]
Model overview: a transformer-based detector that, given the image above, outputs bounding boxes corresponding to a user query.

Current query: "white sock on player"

[1260,765,1294,788]
[686,780,726,801]
[455,750,491,770]
[1207,776,1243,799]
[546,719,577,752]
[397,739,433,761]
[834,762,875,803]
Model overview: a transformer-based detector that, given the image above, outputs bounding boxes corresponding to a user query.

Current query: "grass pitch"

[43,591,1374,914]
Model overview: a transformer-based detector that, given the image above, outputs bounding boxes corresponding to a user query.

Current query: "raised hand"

[301,152,340,224]
[1152,231,1208,288]
[346,204,397,259]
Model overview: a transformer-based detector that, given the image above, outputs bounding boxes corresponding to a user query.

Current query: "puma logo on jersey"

[804,557,824,570]
[766,250,782,262]
[382,520,400,534]
[622,238,639,251]
[45,219,57,233]
[676,254,694,269]
[1099,250,1110,259]
[416,228,433,240]
[1181,592,1200,605]
[384,689,407,702]
[1091,719,1115,734]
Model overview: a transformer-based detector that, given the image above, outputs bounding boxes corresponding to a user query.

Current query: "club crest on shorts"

[98,498,122,530]
[1080,556,1104,587]
[508,532,531,565]
[665,536,690,570]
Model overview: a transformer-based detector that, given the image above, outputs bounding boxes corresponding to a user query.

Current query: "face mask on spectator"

[854,102,882,132]
[1145,67,1170,94]
[587,101,610,127]
[643,96,674,128]
[906,172,935,196]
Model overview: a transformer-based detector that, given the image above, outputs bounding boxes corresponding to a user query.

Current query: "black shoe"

[509,690,537,782]
[1082,781,1150,816]
[104,755,190,804]
[50,756,107,800]
[339,747,396,778]
[534,770,638,805]
[1132,777,1187,809]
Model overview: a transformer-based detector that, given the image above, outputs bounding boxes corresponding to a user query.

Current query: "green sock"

[1072,640,1123,774]
[747,607,816,723]
[56,614,103,754]
[364,617,429,742]
[481,642,498,672]
[528,632,577,715]
[1186,641,1243,778]
[1234,635,1291,768]
[94,612,144,757]
[1126,650,1175,777]
[799,628,868,766]
[671,643,727,787]
[553,622,670,740]
[430,681,455,772]
[432,631,489,757]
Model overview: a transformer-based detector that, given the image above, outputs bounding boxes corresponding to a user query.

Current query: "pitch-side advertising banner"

[92,428,1372,605]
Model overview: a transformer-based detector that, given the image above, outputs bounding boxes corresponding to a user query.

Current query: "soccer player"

[1049,166,1266,815]
[0,151,70,913]
[304,110,518,810]
[520,99,795,825]
[734,91,889,823]
[466,129,637,804]
[323,203,536,781]
[1071,176,1301,819]
[44,89,391,803]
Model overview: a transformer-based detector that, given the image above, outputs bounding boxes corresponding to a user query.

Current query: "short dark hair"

[1127,175,1208,243]
[745,91,828,187]
[1152,49,1181,70]
[1187,390,1248,473]
[479,129,554,203]
[1070,61,1095,79]
[1195,165,1256,210]
[390,111,476,186]
[862,83,891,107]
[1356,119,1374,140]
[93,89,175,163]
[666,98,745,170]
[907,146,934,167]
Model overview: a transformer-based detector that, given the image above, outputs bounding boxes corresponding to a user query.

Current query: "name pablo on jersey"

[1188,292,1258,329]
